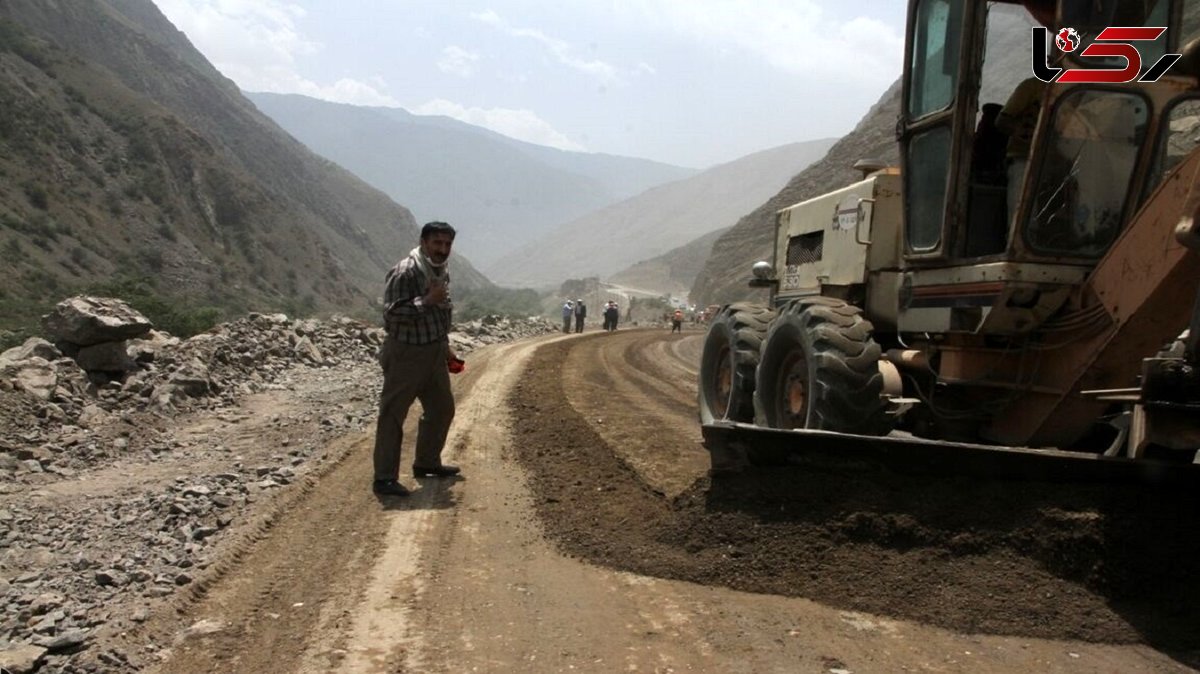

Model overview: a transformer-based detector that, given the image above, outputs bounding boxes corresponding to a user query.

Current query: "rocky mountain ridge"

[0,0,489,347]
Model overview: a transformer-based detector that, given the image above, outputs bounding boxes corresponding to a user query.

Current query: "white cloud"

[154,0,398,105]
[618,0,903,86]
[438,45,480,78]
[470,10,621,84]
[413,99,586,152]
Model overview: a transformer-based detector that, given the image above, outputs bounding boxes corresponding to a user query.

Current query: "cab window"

[908,0,962,119]
[1025,89,1149,257]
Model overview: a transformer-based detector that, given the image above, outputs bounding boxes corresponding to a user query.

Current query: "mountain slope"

[246,93,697,267]
[0,0,489,340]
[487,138,836,288]
[607,227,730,300]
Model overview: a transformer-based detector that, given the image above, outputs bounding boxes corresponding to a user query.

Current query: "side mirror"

[749,260,778,288]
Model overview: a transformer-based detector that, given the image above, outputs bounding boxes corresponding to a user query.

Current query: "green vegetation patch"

[88,275,223,338]
[454,286,542,322]
[0,17,49,69]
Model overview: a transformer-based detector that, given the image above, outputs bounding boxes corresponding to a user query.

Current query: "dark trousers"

[575,316,585,333]
[373,339,455,480]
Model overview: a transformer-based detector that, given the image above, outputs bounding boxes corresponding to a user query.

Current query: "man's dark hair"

[421,221,456,240]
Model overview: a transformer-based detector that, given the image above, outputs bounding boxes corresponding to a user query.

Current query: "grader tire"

[755,297,892,435]
[698,303,776,425]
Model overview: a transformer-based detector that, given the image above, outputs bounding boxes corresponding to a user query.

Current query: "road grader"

[699,0,1200,482]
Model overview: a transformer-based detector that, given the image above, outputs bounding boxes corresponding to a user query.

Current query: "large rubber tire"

[698,303,776,424]
[754,297,892,435]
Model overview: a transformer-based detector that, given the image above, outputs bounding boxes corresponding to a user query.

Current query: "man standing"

[373,221,462,497]
[671,308,684,333]
[574,299,587,333]
[562,300,574,334]
[605,302,619,332]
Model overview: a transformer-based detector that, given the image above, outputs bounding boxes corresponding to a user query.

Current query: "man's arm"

[383,262,429,324]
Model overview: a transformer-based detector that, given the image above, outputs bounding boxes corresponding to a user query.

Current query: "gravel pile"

[0,297,557,673]
[0,298,557,477]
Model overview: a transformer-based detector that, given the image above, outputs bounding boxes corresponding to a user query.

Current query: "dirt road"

[132,329,1197,673]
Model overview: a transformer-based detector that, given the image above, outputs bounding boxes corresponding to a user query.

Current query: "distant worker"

[373,221,462,497]
[604,301,619,332]
[671,309,684,333]
[574,299,587,333]
[561,300,574,334]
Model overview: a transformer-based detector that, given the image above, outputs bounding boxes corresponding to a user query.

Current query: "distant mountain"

[487,139,836,289]
[607,227,730,301]
[245,93,698,267]
[0,0,490,339]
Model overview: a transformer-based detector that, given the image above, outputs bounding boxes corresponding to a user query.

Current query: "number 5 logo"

[1032,26,1181,84]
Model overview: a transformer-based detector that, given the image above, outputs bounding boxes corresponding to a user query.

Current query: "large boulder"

[0,337,61,364]
[0,643,48,674]
[0,357,57,400]
[292,336,324,364]
[168,363,213,397]
[41,296,153,347]
[74,341,138,372]
[128,329,181,363]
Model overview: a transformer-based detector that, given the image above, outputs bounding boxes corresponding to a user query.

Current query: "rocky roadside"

[0,298,557,674]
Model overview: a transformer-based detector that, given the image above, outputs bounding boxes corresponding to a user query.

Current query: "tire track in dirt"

[609,333,696,418]
[642,329,703,383]
[315,337,545,673]
[563,330,708,498]
[323,333,739,673]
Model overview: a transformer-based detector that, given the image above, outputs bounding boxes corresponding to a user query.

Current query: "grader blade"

[702,422,1200,486]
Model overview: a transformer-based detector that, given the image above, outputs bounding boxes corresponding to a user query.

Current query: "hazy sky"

[153,1,906,169]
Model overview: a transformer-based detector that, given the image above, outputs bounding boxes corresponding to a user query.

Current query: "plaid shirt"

[382,257,452,345]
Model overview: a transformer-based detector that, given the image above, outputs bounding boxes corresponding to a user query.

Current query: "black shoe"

[412,464,461,478]
[372,479,410,496]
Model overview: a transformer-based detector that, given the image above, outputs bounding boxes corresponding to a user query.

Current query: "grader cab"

[698,0,1200,480]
